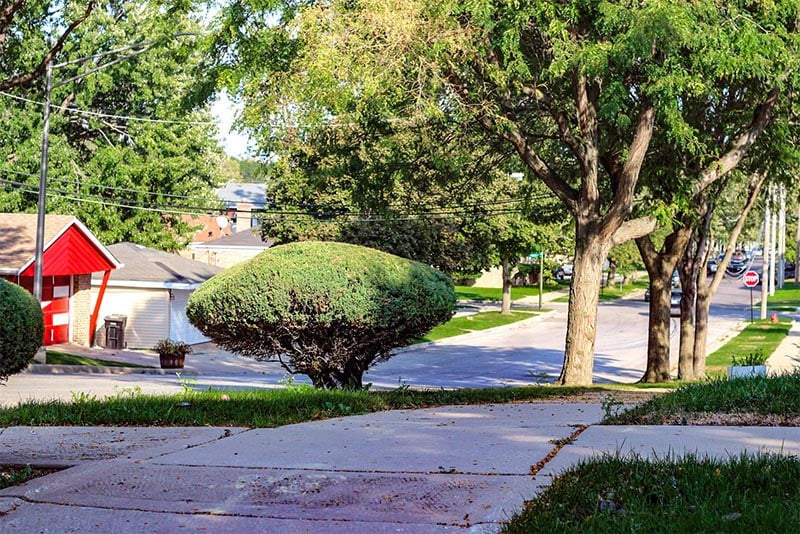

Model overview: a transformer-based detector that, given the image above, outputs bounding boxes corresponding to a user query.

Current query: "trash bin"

[104,315,127,349]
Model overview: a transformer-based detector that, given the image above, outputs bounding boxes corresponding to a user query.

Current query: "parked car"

[553,263,574,280]
[670,288,682,316]
[671,269,680,288]
[706,259,718,276]
[785,262,796,280]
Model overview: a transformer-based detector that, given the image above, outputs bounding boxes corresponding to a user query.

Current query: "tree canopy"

[1,1,225,250]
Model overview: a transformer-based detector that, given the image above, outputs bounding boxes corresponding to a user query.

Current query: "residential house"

[91,242,222,349]
[0,213,120,346]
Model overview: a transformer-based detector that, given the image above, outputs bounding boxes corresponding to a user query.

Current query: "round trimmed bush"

[0,279,44,381]
[187,241,456,389]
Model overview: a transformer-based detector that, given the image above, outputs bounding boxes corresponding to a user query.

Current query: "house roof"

[214,182,267,207]
[0,213,120,276]
[189,228,273,250]
[93,242,222,289]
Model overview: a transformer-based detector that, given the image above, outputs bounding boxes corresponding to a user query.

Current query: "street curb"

[24,364,191,376]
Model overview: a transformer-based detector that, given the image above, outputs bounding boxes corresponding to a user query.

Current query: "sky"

[210,91,253,160]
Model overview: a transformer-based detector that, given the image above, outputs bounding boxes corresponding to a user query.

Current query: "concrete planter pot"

[727,365,767,379]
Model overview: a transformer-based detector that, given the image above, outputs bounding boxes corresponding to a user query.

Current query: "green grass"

[1,465,59,490]
[704,318,791,373]
[418,309,540,342]
[0,384,599,428]
[761,286,800,311]
[551,279,648,303]
[505,453,800,533]
[454,284,563,302]
[46,350,153,368]
[606,372,800,425]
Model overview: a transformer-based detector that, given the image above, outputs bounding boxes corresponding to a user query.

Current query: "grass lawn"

[505,373,800,532]
[454,283,564,301]
[704,318,791,375]
[551,279,649,303]
[0,384,597,428]
[418,309,540,342]
[46,350,154,368]
[505,452,800,533]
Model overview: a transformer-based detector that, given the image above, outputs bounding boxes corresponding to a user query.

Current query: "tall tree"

[205,0,799,385]
[1,0,97,90]
[0,1,224,250]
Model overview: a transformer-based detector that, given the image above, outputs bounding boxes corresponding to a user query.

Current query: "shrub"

[0,279,44,381]
[186,241,456,389]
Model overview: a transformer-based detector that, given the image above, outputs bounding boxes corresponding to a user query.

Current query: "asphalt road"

[0,276,758,406]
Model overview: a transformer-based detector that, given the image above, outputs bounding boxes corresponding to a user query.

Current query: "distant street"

[0,276,760,406]
[367,275,753,388]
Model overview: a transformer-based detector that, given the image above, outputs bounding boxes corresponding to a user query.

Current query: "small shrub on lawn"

[187,241,455,389]
[0,279,44,381]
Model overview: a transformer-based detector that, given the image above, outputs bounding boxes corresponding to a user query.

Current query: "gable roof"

[214,182,267,207]
[0,213,120,276]
[93,242,222,289]
[189,228,273,250]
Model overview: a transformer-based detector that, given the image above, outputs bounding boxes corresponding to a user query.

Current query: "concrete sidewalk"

[3,402,800,533]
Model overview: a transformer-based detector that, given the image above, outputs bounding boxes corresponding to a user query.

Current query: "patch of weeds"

[0,465,61,490]
[175,372,197,394]
[600,393,625,420]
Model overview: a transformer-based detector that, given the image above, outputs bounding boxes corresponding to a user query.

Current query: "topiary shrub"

[187,241,456,389]
[0,279,44,382]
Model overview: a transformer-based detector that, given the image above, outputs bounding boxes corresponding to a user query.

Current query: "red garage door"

[41,276,71,345]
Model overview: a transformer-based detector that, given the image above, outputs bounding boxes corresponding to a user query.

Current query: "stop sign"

[743,270,760,288]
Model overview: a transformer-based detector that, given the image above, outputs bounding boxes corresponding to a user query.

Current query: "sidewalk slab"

[0,403,600,533]
[0,426,247,466]
[155,403,603,474]
[0,499,457,533]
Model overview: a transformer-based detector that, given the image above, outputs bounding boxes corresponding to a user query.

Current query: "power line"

[0,90,217,126]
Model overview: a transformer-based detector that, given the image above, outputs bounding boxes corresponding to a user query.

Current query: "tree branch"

[0,0,97,91]
[692,87,780,197]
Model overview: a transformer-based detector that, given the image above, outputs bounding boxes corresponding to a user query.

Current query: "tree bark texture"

[557,231,609,386]
[501,255,512,315]
[636,228,692,383]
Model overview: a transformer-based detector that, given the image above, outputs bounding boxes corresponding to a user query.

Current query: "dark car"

[670,289,682,316]
[706,259,718,276]
[785,262,796,280]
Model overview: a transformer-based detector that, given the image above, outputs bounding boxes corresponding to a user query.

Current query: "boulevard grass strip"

[417,309,540,342]
[605,372,800,425]
[504,453,800,533]
[551,279,648,303]
[0,384,592,427]
[454,284,562,302]
[46,350,154,368]
[705,318,791,374]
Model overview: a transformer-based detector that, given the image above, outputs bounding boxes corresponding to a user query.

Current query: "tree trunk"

[693,278,711,377]
[605,261,617,287]
[677,267,696,381]
[557,232,609,386]
[692,172,766,375]
[635,228,692,383]
[501,255,512,315]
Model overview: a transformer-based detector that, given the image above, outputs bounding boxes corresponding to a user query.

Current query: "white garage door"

[170,289,209,345]
[92,288,169,349]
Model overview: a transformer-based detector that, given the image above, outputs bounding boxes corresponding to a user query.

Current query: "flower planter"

[159,353,185,369]
[727,365,767,379]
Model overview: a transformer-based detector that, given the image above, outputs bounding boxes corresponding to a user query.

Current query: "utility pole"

[769,184,778,296]
[761,194,771,320]
[32,35,193,301]
[778,184,786,289]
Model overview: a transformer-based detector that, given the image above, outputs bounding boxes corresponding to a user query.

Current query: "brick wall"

[72,274,92,346]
